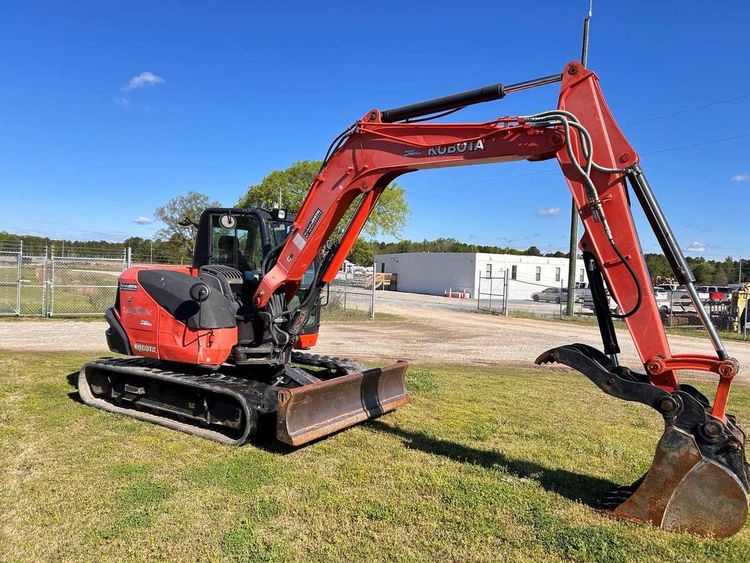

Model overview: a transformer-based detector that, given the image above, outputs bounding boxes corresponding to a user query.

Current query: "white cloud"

[122,71,165,92]
[535,207,560,217]
[731,173,750,182]
[114,97,130,107]
[132,216,154,225]
[687,241,706,252]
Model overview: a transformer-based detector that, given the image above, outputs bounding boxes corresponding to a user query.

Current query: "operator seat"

[217,235,250,271]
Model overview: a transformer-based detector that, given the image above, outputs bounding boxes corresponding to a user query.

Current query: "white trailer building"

[374,252,585,301]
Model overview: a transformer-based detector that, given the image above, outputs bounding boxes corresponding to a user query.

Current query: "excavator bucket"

[602,427,748,537]
[276,361,410,445]
[538,344,749,538]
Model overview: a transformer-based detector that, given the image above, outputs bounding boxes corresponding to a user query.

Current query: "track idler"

[537,343,749,538]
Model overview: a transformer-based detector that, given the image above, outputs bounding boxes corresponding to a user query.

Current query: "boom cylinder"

[380,73,561,123]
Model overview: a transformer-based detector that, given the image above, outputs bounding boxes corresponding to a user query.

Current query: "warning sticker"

[292,233,306,250]
[303,208,323,238]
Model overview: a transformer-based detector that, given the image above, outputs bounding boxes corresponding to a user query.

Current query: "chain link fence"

[326,266,378,319]
[477,273,507,314]
[475,266,747,340]
[0,241,48,316]
[0,242,181,318]
[477,269,586,316]
[0,241,127,317]
[48,249,127,316]
[0,241,383,320]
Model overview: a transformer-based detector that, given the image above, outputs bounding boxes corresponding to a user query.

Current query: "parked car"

[582,290,620,314]
[653,288,694,313]
[654,283,707,303]
[655,283,680,292]
[696,285,732,303]
[531,287,580,304]
[654,289,671,312]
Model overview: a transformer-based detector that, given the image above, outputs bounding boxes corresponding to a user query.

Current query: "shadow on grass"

[368,420,621,507]
[66,371,84,404]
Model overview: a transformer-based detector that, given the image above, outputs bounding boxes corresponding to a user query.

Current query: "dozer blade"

[538,344,750,538]
[276,361,410,446]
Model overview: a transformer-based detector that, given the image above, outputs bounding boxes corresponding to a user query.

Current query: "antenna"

[565,0,594,316]
[580,0,593,67]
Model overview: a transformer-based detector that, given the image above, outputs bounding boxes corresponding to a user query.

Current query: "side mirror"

[190,282,210,302]
[219,214,237,229]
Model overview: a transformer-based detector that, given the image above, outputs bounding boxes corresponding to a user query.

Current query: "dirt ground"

[1,292,749,384]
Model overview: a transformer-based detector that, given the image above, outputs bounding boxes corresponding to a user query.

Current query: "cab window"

[210,214,263,272]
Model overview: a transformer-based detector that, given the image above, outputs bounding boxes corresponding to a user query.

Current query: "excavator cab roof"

[192,207,295,270]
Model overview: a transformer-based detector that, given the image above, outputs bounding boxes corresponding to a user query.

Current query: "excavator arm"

[255,61,735,407]
[254,61,749,537]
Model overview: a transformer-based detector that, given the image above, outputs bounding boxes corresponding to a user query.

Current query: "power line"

[624,93,750,127]
[641,133,750,156]
[402,89,750,194]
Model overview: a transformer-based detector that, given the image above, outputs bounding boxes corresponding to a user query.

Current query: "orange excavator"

[78,61,748,537]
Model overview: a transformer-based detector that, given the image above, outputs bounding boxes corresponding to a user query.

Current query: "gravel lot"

[1,290,749,385]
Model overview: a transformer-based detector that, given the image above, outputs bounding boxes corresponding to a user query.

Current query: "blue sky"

[1,1,749,258]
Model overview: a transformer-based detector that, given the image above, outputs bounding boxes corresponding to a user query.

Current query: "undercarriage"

[78,352,409,446]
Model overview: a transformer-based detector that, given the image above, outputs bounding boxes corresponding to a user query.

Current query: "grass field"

[320,305,403,323]
[1,352,749,561]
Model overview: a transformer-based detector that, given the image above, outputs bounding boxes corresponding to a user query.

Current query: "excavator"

[77,61,748,537]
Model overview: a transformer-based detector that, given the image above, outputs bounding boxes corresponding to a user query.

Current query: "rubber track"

[78,357,276,445]
[78,354,368,445]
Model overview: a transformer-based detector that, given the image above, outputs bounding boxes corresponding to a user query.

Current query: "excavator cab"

[191,207,321,351]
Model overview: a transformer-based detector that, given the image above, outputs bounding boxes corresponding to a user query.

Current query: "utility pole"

[150,239,153,263]
[566,1,592,316]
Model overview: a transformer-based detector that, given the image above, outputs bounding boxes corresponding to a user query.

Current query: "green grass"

[1,352,749,561]
[320,305,403,323]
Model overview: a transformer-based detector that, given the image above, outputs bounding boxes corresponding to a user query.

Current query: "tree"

[723,257,736,284]
[645,253,672,279]
[714,264,729,285]
[154,191,221,256]
[348,238,374,265]
[237,160,410,239]
[692,261,716,284]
